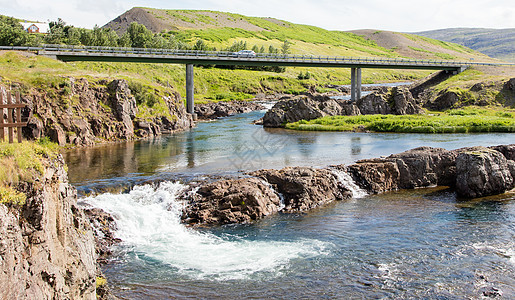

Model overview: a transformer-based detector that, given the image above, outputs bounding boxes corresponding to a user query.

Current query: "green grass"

[286,108,515,133]
[0,138,59,205]
[0,51,431,105]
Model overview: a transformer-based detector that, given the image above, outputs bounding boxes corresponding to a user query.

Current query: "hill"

[103,8,494,62]
[414,28,515,62]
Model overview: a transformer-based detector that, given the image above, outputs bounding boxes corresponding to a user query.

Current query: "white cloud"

[0,0,513,31]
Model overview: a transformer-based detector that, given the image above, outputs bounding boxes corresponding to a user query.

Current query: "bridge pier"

[351,68,362,102]
[186,64,196,119]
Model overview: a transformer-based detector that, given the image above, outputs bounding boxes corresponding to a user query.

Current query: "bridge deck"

[2,45,511,71]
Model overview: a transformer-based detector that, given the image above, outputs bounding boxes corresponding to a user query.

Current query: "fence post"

[7,91,13,143]
[16,91,22,143]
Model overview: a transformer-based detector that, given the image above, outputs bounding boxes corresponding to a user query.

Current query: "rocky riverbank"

[0,154,101,299]
[194,100,265,120]
[262,87,424,127]
[181,144,515,226]
[1,78,194,147]
[261,75,515,128]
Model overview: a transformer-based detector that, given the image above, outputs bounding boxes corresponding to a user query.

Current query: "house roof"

[20,22,50,34]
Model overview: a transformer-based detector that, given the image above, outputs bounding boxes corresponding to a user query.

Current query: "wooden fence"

[0,91,27,143]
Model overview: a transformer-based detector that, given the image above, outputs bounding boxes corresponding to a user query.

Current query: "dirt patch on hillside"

[104,8,266,34]
[350,29,497,62]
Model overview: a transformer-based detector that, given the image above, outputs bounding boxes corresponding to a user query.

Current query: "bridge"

[1,45,510,116]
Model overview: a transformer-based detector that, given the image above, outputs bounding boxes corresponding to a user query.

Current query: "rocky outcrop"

[455,148,515,198]
[181,177,281,226]
[1,78,194,147]
[250,167,352,212]
[179,144,515,227]
[346,145,515,197]
[181,166,352,226]
[262,87,422,127]
[195,101,265,120]
[346,147,457,193]
[0,155,98,299]
[262,94,359,127]
[425,89,461,111]
[84,208,120,265]
[107,79,138,139]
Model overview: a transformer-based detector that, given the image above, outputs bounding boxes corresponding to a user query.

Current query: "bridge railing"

[0,44,512,68]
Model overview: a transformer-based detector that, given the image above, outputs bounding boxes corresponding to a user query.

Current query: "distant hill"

[103,8,494,62]
[414,28,515,62]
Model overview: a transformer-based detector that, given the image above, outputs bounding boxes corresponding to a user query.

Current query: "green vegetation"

[286,107,515,133]
[0,138,59,206]
[0,51,429,103]
[0,9,504,106]
[96,276,107,288]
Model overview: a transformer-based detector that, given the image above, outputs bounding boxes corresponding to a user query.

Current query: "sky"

[1,0,514,32]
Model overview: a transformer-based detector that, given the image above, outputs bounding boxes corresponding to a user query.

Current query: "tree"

[0,16,29,46]
[281,40,291,54]
[127,22,153,48]
[193,39,209,51]
[117,32,131,48]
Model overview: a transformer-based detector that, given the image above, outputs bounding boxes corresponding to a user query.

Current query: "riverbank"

[286,107,515,133]
[0,140,103,299]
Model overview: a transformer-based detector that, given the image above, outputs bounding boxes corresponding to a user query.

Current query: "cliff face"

[1,77,194,147]
[0,155,98,299]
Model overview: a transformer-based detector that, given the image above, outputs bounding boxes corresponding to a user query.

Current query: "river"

[67,107,515,299]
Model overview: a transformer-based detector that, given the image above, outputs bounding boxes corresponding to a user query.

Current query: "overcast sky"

[1,0,514,32]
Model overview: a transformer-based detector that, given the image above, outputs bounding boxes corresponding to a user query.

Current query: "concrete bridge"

[1,45,509,116]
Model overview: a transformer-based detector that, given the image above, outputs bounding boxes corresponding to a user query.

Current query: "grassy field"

[286,107,515,133]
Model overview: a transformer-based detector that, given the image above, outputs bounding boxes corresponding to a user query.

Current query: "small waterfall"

[259,179,286,211]
[331,168,368,198]
[81,181,329,280]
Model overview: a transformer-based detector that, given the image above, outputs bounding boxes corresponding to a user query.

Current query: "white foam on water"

[331,169,368,199]
[82,181,330,280]
[471,242,515,265]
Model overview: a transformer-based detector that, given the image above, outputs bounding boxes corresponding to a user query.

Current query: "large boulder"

[346,159,401,194]
[195,101,265,120]
[356,91,392,115]
[456,148,515,198]
[356,87,424,115]
[263,96,328,127]
[427,89,460,111]
[182,177,281,226]
[347,147,458,193]
[250,167,352,212]
[391,87,425,115]
[489,144,515,161]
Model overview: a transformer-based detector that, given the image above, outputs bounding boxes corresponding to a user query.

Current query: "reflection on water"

[65,109,515,193]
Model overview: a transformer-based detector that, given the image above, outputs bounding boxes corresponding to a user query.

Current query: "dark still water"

[68,109,515,299]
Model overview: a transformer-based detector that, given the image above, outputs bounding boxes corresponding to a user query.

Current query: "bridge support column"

[186,64,196,118]
[350,68,362,102]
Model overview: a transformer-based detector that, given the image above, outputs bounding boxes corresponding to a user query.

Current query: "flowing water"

[69,107,515,299]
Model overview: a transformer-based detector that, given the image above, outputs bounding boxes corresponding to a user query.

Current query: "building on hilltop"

[20,22,50,34]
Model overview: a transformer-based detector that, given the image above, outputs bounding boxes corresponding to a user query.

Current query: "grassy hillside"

[414,28,515,63]
[0,51,429,103]
[103,8,494,62]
